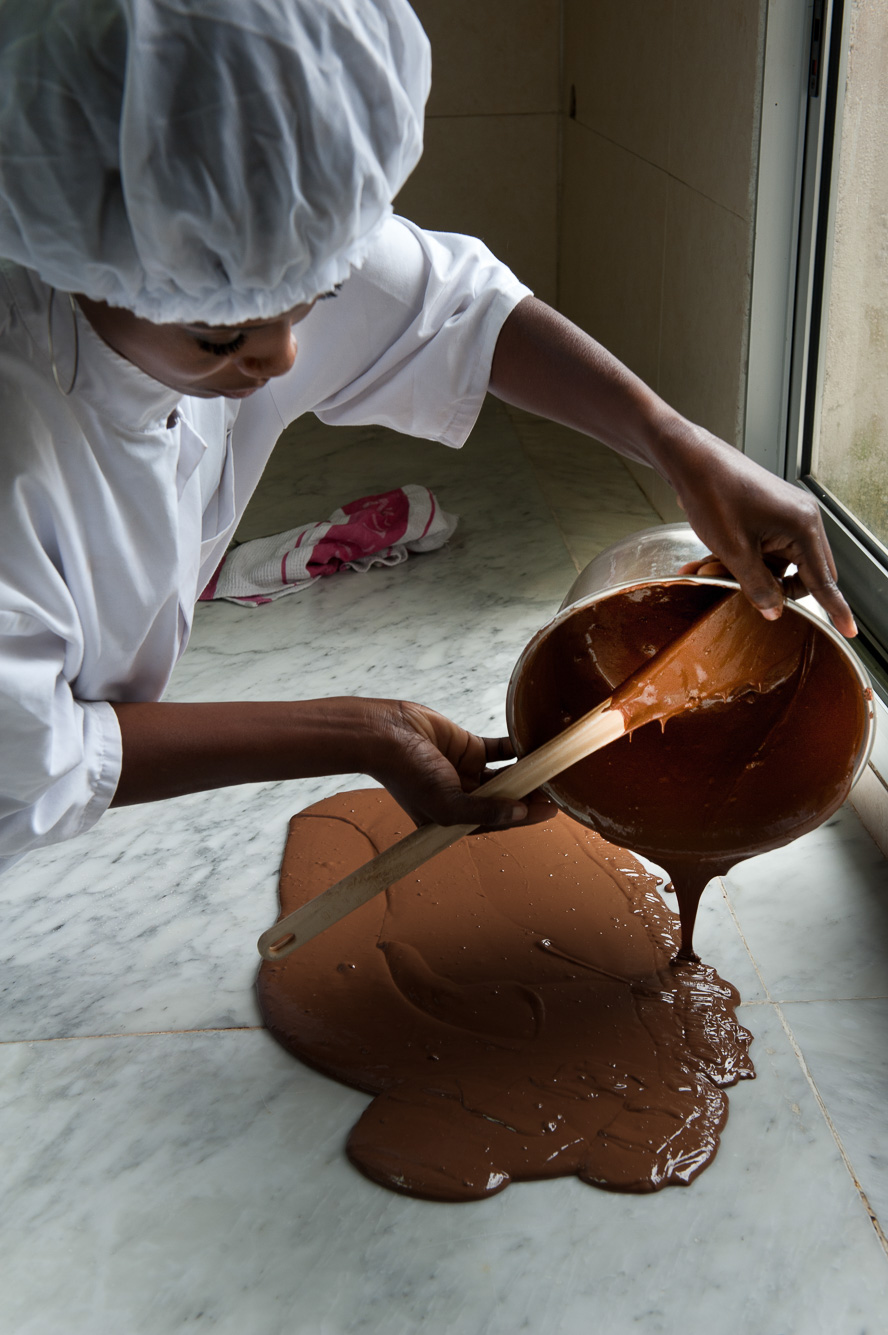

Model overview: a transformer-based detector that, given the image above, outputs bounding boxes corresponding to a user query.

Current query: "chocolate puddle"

[258,788,754,1202]
[510,583,868,958]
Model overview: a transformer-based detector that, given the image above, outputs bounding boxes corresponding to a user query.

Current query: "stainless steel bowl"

[508,523,876,803]
[558,521,711,611]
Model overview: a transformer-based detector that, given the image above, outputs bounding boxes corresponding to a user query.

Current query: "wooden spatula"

[257,590,808,960]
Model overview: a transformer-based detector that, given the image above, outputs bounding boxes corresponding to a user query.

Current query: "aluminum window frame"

[745,0,888,699]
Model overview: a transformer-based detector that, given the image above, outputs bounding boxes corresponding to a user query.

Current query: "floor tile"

[782,997,888,1231]
[722,806,888,1003]
[2,1012,886,1335]
[507,412,662,572]
[682,879,766,1004]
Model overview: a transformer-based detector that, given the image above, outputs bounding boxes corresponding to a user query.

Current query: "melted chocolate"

[258,789,754,1202]
[608,589,811,732]
[511,583,867,958]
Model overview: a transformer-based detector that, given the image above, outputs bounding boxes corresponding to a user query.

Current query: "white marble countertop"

[2,403,887,1334]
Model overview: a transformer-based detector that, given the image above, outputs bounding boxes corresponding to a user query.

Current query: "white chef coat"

[0,217,530,867]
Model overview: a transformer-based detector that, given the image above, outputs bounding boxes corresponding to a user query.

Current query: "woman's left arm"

[489,296,856,638]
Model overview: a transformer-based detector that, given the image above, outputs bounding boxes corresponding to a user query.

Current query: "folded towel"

[200,485,458,605]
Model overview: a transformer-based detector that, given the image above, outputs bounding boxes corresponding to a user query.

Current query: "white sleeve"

[0,606,121,868]
[267,216,532,447]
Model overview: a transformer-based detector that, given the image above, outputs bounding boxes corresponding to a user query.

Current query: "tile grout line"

[772,1002,888,1260]
[719,879,888,1259]
[0,1025,266,1046]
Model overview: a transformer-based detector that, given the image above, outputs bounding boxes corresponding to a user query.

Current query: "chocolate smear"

[258,789,753,1202]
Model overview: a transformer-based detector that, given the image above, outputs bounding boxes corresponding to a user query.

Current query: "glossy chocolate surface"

[258,789,754,1202]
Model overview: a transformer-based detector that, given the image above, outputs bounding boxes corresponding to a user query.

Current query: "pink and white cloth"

[199,485,458,605]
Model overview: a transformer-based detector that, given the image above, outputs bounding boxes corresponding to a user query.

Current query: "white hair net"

[0,0,430,324]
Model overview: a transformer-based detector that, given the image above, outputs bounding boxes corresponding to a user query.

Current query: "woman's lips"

[219,380,269,399]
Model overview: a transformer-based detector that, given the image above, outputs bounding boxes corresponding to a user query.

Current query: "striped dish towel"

[200,485,458,605]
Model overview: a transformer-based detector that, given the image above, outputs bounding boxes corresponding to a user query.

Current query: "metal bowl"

[506,524,876,847]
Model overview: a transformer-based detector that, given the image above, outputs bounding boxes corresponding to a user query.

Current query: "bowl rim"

[506,576,876,794]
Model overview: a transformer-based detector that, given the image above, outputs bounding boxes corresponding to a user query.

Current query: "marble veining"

[1,400,887,1331]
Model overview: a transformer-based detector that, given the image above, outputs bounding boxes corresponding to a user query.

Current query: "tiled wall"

[396,2,769,518]
[394,0,561,305]
[559,0,768,518]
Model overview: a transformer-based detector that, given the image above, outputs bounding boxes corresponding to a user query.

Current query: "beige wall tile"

[659,178,752,444]
[563,0,673,170]
[558,121,667,390]
[395,114,559,303]
[411,0,561,117]
[668,0,767,219]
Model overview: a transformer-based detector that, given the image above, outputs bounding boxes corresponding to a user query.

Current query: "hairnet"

[0,0,430,324]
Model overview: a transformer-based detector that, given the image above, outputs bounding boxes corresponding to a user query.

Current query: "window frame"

[745,0,888,699]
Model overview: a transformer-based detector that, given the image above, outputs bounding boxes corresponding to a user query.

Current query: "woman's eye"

[195,332,247,357]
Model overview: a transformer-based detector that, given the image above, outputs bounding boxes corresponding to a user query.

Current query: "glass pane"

[813,0,888,552]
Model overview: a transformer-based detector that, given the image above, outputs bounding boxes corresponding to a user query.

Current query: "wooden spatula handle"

[257,700,624,961]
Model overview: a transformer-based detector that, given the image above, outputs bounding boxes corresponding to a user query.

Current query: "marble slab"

[781,997,888,1230]
[851,761,888,862]
[2,1009,886,1335]
[721,806,888,1003]
[0,794,766,1045]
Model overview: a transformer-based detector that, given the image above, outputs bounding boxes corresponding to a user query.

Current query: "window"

[789,0,888,687]
[747,0,887,832]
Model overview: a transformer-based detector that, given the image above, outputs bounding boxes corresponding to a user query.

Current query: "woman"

[0,0,854,872]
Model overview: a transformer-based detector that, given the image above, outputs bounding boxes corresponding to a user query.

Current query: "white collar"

[1,261,183,433]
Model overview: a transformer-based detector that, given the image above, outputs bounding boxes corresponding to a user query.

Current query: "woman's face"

[75,294,320,399]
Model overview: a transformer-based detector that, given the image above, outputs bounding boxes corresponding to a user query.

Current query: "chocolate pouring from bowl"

[257,592,807,961]
[508,576,871,961]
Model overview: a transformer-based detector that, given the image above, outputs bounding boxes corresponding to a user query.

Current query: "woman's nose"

[240,322,297,380]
